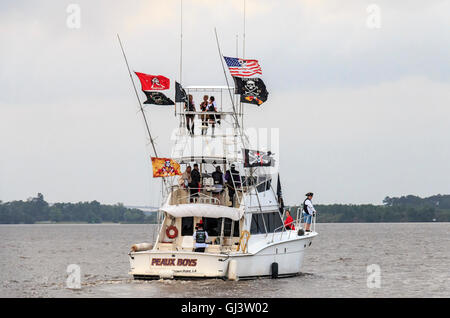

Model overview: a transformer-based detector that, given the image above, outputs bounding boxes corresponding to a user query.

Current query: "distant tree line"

[288,194,450,223]
[1,193,450,224]
[0,193,157,224]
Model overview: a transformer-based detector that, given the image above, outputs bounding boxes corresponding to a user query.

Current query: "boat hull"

[130,251,230,279]
[129,233,316,280]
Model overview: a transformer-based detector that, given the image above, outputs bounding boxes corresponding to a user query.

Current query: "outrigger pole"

[214,28,249,147]
[117,34,159,157]
[177,0,183,118]
[214,28,265,217]
[179,0,183,85]
[117,34,168,190]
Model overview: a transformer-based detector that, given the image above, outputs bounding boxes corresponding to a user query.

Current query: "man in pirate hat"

[303,192,317,233]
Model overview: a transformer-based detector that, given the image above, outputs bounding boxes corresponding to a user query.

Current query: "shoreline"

[0,221,448,225]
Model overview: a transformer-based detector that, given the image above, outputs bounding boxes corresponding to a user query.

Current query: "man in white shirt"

[303,192,317,232]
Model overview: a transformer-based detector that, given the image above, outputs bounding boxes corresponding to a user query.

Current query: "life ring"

[166,225,178,239]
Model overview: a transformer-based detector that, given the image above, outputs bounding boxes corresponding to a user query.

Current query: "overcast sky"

[1,0,449,206]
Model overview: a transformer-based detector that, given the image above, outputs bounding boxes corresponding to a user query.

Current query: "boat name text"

[151,258,197,266]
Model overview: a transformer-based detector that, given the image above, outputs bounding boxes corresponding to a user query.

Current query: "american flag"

[224,56,262,77]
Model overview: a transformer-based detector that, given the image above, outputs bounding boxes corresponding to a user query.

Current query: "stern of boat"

[129,250,230,279]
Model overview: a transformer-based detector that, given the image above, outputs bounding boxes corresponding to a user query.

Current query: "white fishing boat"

[127,83,318,280]
[119,3,317,279]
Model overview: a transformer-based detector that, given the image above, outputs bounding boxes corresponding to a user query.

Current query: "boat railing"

[293,206,316,233]
[175,188,220,205]
[177,191,220,205]
[270,207,316,242]
[182,111,235,116]
[170,186,242,207]
[270,223,287,243]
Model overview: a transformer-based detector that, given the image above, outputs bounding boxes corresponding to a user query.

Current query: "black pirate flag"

[233,77,268,106]
[243,148,274,167]
[277,174,284,213]
[175,81,188,103]
[143,92,174,105]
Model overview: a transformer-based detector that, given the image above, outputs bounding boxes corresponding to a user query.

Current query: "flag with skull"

[143,91,174,105]
[233,77,268,106]
[151,157,182,177]
[135,72,170,91]
[243,148,274,167]
[134,72,174,105]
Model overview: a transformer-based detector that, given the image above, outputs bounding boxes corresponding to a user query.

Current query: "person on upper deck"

[184,94,196,135]
[303,192,317,233]
[284,210,295,230]
[199,95,209,136]
[211,166,225,203]
[225,164,241,207]
[189,164,201,202]
[193,221,209,252]
[178,165,192,188]
[207,96,218,137]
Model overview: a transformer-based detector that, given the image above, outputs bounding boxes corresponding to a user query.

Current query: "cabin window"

[181,217,194,236]
[202,217,221,236]
[223,218,240,237]
[250,214,266,234]
[250,212,283,234]
[264,211,283,232]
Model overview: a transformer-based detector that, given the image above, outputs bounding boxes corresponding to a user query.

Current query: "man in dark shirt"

[211,166,224,203]
[193,222,209,252]
[189,164,201,202]
[225,164,241,207]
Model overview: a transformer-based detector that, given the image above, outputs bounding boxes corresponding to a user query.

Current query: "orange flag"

[151,157,182,178]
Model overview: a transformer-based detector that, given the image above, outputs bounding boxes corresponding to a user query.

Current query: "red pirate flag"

[135,72,170,91]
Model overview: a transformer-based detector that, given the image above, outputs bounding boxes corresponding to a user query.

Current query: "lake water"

[0,223,448,297]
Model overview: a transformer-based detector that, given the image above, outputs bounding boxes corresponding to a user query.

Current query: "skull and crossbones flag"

[135,72,170,91]
[143,91,174,105]
[243,149,274,167]
[233,77,269,106]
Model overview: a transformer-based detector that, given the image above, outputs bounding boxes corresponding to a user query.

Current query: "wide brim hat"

[305,192,314,197]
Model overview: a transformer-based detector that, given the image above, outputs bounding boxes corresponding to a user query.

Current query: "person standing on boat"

[225,164,241,207]
[193,222,209,252]
[211,166,224,204]
[207,96,218,137]
[199,95,209,135]
[189,164,201,202]
[284,210,295,230]
[178,165,191,188]
[303,192,316,232]
[184,94,196,135]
